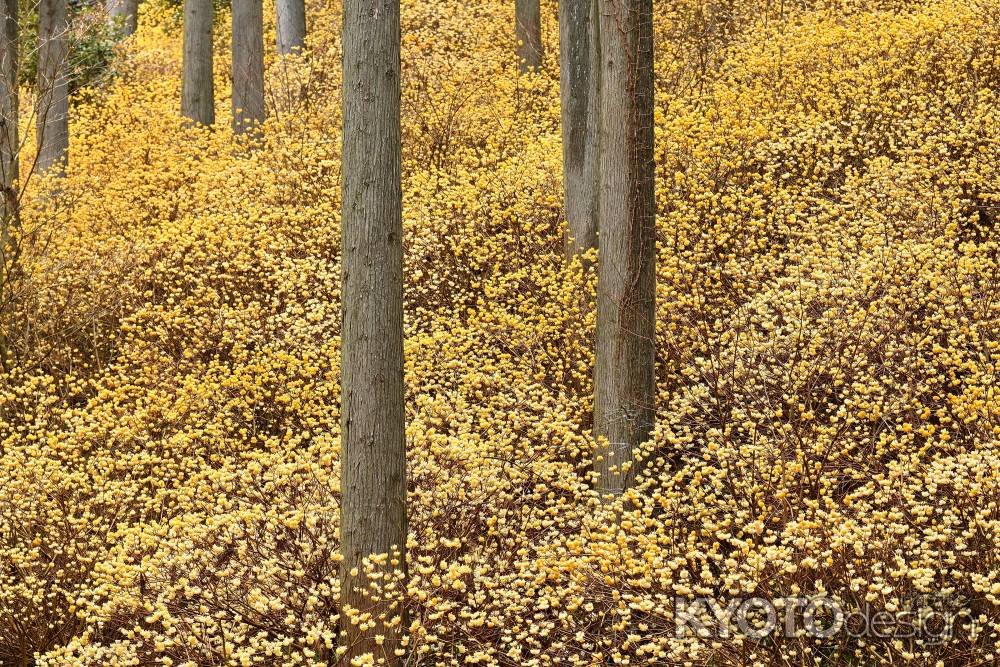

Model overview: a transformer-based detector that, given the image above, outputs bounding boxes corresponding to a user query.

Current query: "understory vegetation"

[0,0,998,664]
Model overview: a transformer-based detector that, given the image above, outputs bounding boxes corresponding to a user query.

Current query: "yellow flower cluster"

[0,0,997,664]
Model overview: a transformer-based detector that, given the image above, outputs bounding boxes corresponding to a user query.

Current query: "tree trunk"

[276,0,305,55]
[593,0,655,496]
[107,0,139,36]
[339,0,407,664]
[231,0,264,134]
[0,0,18,205]
[0,0,18,371]
[560,0,599,260]
[35,0,69,175]
[180,0,214,126]
[515,0,542,71]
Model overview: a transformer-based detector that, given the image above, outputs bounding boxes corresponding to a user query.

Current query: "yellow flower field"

[0,0,998,664]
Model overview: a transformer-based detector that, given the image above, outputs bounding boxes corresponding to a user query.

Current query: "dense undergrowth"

[0,0,998,664]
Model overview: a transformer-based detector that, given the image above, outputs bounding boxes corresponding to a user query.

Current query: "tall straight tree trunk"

[35,0,69,175]
[231,0,264,134]
[1,0,18,206]
[0,0,18,371]
[339,0,407,663]
[181,0,214,126]
[593,0,655,496]
[515,0,542,71]
[275,0,305,55]
[107,0,139,36]
[560,0,599,260]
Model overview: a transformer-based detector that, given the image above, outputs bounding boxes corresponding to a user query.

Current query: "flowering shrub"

[0,0,998,664]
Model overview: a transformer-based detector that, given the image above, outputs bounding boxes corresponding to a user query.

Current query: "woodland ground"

[1,0,999,665]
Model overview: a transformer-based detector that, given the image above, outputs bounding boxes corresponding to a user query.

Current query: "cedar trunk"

[231,0,265,134]
[559,0,599,259]
[180,0,214,126]
[0,0,17,371]
[593,0,655,495]
[1,0,17,205]
[36,0,69,175]
[276,0,305,55]
[515,0,542,71]
[339,0,407,664]
[107,0,139,36]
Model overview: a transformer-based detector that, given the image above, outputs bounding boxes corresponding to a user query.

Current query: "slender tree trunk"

[593,0,655,496]
[276,0,305,55]
[560,0,599,260]
[1,0,18,205]
[0,0,18,371]
[515,0,542,71]
[339,0,407,664]
[35,0,69,175]
[107,0,139,36]
[181,0,214,126]
[231,0,264,134]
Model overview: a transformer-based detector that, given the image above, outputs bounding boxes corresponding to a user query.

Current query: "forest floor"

[2,0,999,665]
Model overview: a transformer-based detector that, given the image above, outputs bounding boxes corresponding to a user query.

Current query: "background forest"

[0,0,999,664]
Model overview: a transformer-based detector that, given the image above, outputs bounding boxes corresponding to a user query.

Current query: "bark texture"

[0,0,17,206]
[276,0,305,55]
[593,0,655,495]
[0,0,18,371]
[560,0,599,259]
[515,0,542,71]
[231,0,265,134]
[36,0,69,175]
[339,0,407,664]
[180,0,214,126]
[107,0,139,36]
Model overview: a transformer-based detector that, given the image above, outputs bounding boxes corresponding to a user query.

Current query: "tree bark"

[593,0,655,496]
[339,0,407,664]
[35,0,69,175]
[180,0,214,126]
[515,0,542,71]
[107,0,139,37]
[231,0,264,134]
[0,0,19,371]
[276,0,305,55]
[0,0,18,204]
[560,0,599,260]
